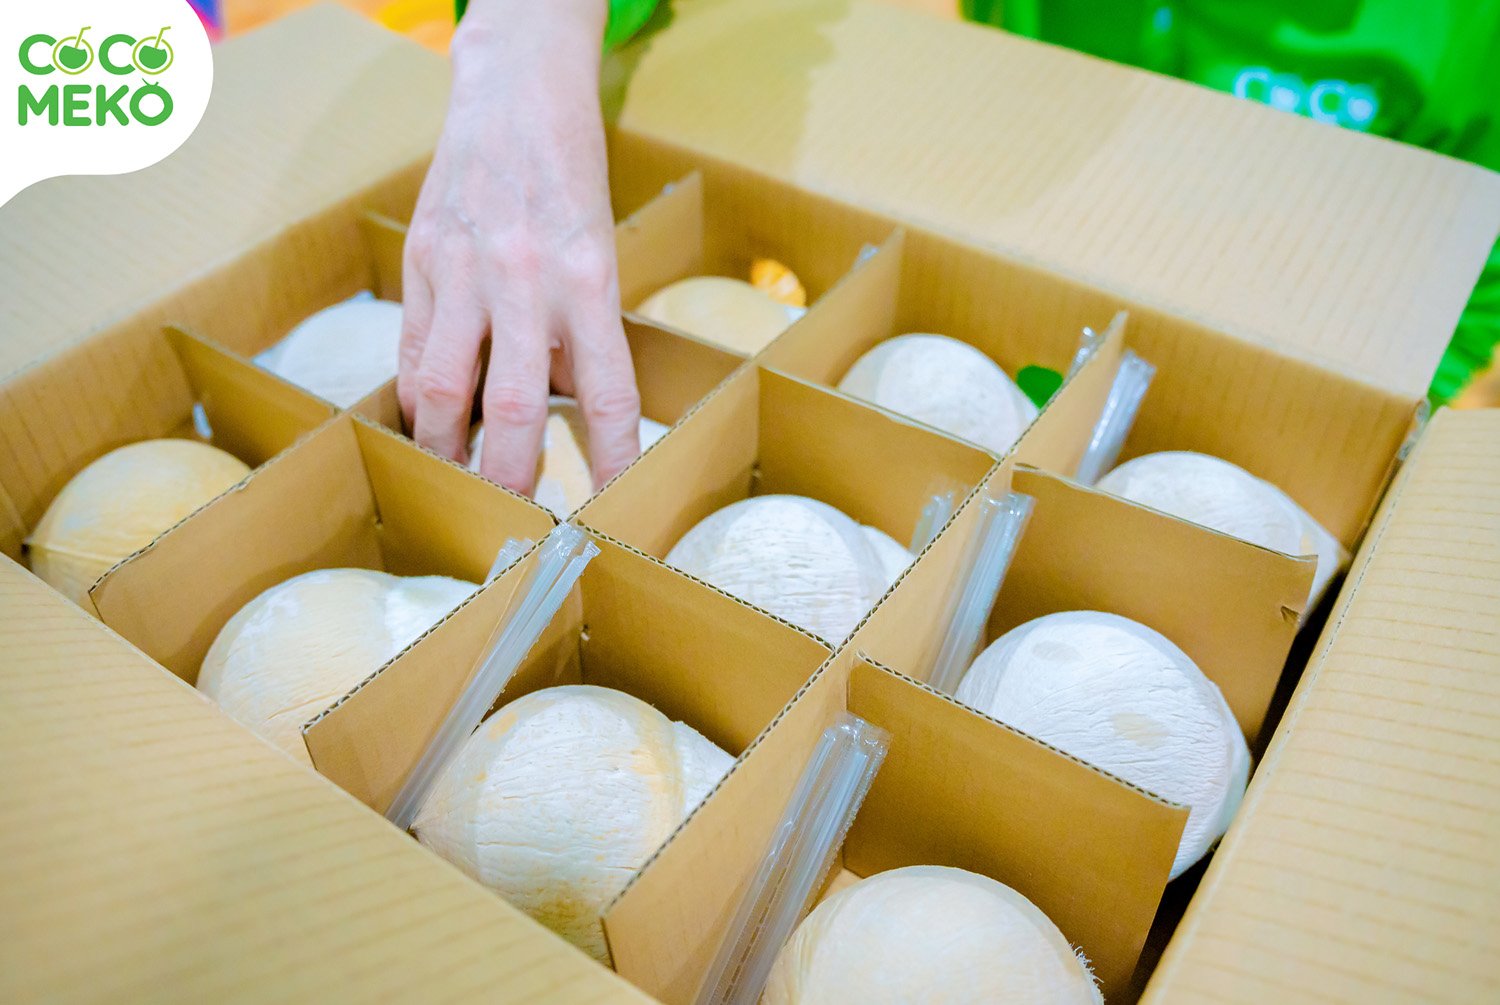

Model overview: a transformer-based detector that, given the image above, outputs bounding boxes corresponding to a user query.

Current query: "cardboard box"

[301,528,834,963]
[4,2,1500,1002]
[89,413,557,680]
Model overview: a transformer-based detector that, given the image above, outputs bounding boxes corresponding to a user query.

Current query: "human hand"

[398,0,641,496]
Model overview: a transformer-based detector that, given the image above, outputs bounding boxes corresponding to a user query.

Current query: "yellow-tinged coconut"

[27,439,250,606]
[198,568,475,764]
[838,334,1038,455]
[468,396,668,516]
[635,276,802,355]
[413,685,734,962]
[258,296,404,408]
[764,866,1101,1004]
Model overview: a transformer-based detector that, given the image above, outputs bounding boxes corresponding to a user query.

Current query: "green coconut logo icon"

[133,27,174,75]
[52,26,95,75]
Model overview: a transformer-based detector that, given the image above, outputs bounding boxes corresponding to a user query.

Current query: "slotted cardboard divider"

[576,365,997,635]
[90,413,556,682]
[605,650,1187,1003]
[857,464,1313,742]
[0,324,335,572]
[301,531,834,968]
[615,171,892,338]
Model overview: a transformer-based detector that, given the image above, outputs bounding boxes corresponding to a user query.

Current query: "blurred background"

[195,0,1500,409]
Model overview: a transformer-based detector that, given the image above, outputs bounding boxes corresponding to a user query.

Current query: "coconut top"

[260,297,404,408]
[763,865,1101,1005]
[635,276,800,355]
[28,438,250,606]
[1097,451,1306,555]
[198,568,474,764]
[412,684,733,962]
[665,494,904,642]
[838,334,1038,455]
[956,611,1248,879]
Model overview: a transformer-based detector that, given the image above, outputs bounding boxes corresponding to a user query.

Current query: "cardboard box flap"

[610,0,1500,396]
[1144,408,1500,1002]
[0,3,448,379]
[0,556,650,1004]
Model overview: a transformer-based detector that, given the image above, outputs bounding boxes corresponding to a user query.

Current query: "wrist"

[453,0,608,68]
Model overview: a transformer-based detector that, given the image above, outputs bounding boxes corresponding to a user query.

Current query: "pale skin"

[399,0,639,496]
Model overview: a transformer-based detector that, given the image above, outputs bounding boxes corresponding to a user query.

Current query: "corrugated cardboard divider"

[303,531,832,971]
[605,131,1423,548]
[0,324,335,567]
[578,364,997,586]
[760,222,1119,405]
[90,413,556,682]
[615,169,894,326]
[856,462,1311,741]
[173,205,407,378]
[306,531,830,812]
[605,648,1187,1003]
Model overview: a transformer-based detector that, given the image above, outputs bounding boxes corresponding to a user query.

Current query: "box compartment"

[301,530,834,964]
[615,171,892,348]
[605,651,1187,1002]
[89,413,556,683]
[576,365,998,640]
[0,325,335,577]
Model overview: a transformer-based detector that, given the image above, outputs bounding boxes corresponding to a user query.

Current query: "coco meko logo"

[19,25,179,126]
[2,0,212,207]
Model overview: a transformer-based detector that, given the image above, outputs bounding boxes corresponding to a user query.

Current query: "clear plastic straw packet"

[486,537,534,583]
[384,523,599,832]
[694,713,890,1005]
[1074,350,1156,486]
[910,491,956,553]
[1068,325,1106,377]
[926,492,1035,696]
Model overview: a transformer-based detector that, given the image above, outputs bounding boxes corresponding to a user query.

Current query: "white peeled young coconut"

[838,334,1039,455]
[27,439,251,606]
[198,568,475,764]
[412,685,733,962]
[664,495,912,642]
[467,396,669,516]
[1097,451,1345,611]
[955,611,1249,879]
[257,295,404,408]
[635,276,803,355]
[763,865,1101,1005]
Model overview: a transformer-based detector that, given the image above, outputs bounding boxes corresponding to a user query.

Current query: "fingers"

[411,290,487,464]
[569,306,641,489]
[478,301,551,496]
[397,267,434,430]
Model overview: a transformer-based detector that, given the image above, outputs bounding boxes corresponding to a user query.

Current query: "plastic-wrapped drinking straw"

[925,492,1035,696]
[486,537,534,583]
[694,713,890,1005]
[1068,325,1106,377]
[384,523,599,832]
[910,491,956,553]
[1074,350,1156,486]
